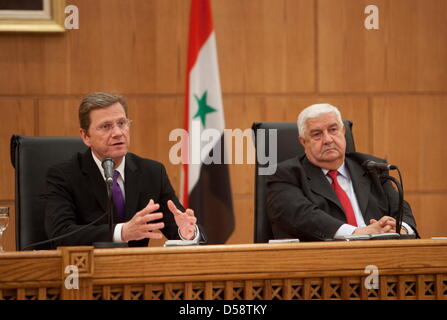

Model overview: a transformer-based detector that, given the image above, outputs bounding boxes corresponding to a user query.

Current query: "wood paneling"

[0,98,36,252]
[405,194,447,239]
[319,0,447,93]
[372,96,447,192]
[0,34,68,95]
[416,195,447,239]
[226,195,254,244]
[37,98,81,136]
[127,97,184,193]
[224,96,264,196]
[2,241,447,300]
[214,0,315,93]
[0,0,189,95]
[372,96,447,238]
[0,99,35,199]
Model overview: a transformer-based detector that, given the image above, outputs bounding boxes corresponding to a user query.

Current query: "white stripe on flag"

[188,32,225,192]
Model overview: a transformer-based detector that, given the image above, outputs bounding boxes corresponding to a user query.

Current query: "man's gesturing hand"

[121,199,164,242]
[167,200,197,240]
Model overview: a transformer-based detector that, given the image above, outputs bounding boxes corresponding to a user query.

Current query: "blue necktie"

[112,170,125,222]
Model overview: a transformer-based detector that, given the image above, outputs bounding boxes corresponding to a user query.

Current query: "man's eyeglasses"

[95,119,133,133]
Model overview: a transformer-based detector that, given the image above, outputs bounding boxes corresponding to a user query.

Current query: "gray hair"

[297,103,343,137]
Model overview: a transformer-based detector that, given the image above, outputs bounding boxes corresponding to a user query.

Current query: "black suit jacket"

[266,152,418,241]
[45,149,205,247]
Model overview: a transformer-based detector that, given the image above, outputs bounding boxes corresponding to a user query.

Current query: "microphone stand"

[379,173,404,234]
[93,178,128,248]
[106,182,114,235]
[377,167,416,239]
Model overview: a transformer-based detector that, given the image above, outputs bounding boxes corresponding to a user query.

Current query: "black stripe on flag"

[189,134,234,244]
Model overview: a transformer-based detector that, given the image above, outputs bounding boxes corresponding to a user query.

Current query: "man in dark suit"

[267,103,418,241]
[45,92,205,247]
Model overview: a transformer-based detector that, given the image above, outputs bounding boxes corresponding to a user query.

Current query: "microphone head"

[101,157,115,169]
[362,160,376,171]
[362,160,396,172]
[101,158,115,187]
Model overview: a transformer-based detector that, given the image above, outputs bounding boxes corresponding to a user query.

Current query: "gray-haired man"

[267,103,418,241]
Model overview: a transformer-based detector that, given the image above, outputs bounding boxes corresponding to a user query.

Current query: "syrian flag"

[181,0,234,244]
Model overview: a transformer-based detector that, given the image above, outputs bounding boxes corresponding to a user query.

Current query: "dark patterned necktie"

[112,170,125,222]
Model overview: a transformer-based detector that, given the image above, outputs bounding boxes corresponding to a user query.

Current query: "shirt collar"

[322,162,349,179]
[91,150,126,181]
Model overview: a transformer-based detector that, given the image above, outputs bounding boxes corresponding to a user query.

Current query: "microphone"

[362,160,396,172]
[102,158,115,186]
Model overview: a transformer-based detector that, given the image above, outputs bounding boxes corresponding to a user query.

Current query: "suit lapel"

[345,156,371,219]
[124,154,140,220]
[80,149,107,213]
[302,157,345,212]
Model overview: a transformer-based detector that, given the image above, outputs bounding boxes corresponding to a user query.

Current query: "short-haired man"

[45,92,205,247]
[267,103,418,241]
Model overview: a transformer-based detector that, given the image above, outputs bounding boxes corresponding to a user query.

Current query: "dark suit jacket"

[44,149,205,247]
[266,152,418,241]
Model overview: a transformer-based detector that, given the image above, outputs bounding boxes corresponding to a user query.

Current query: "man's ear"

[80,128,91,147]
[298,136,305,147]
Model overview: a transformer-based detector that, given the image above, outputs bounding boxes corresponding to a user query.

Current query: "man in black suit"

[45,92,205,247]
[267,103,418,241]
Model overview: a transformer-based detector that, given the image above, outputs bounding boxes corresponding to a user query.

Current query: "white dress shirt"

[322,162,414,239]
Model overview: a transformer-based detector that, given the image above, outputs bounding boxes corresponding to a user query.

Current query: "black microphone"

[362,160,396,172]
[102,158,115,186]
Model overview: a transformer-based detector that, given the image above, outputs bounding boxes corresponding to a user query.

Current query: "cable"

[22,211,109,251]
[382,174,404,234]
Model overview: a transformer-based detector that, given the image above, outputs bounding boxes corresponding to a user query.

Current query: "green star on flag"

[193,91,217,126]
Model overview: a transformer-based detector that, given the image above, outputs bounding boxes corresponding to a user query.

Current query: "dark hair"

[79,92,128,131]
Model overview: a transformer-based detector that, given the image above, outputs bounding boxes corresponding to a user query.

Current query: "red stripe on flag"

[186,0,214,74]
[183,0,214,207]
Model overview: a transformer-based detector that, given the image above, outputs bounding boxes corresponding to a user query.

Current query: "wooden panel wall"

[1,0,446,250]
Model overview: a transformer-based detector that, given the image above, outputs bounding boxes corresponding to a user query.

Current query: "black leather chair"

[10,135,88,250]
[251,120,356,243]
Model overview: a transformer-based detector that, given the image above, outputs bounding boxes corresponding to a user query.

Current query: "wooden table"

[1,239,446,300]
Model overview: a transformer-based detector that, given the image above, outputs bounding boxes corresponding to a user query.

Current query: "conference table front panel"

[0,239,446,300]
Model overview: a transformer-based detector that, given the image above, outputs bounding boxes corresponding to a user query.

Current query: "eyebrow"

[99,117,126,124]
[309,123,339,133]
